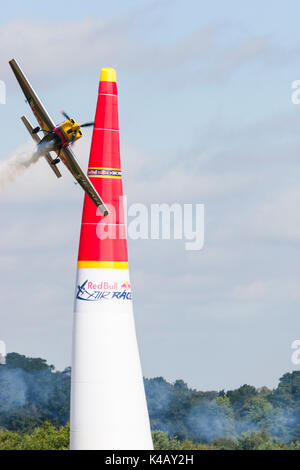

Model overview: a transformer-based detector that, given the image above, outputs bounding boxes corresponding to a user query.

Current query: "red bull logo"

[87,281,118,290]
[77,280,132,302]
[121,282,131,290]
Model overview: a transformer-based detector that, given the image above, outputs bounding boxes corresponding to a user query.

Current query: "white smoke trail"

[0,143,40,190]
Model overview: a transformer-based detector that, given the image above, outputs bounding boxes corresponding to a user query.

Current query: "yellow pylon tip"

[100,68,117,82]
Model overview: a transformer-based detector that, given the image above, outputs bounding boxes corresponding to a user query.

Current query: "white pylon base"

[70,268,153,450]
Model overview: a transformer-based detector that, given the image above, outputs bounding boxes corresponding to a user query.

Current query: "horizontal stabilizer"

[21,116,62,178]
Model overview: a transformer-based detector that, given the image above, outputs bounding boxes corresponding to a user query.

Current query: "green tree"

[210,437,236,450]
[188,396,235,442]
[0,422,69,450]
[6,353,54,372]
[227,384,258,418]
[152,431,180,450]
[20,421,69,450]
[240,396,273,424]
[271,372,300,408]
[236,430,277,450]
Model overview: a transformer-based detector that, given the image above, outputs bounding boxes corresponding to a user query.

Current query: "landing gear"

[51,146,62,165]
[33,127,53,135]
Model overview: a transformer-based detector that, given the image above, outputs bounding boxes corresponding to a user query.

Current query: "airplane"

[9,58,109,216]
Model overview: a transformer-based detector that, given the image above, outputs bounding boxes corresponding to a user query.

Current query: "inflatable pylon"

[70,68,153,450]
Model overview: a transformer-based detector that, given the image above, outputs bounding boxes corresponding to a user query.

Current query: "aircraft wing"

[21,115,62,179]
[60,146,109,216]
[9,59,56,134]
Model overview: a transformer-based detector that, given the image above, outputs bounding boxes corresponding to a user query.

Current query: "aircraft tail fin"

[21,115,62,178]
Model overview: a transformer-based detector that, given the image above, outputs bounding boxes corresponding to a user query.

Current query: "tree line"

[1,353,300,449]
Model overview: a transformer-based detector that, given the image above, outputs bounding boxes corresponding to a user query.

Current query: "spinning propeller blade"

[61,110,71,120]
[80,122,95,128]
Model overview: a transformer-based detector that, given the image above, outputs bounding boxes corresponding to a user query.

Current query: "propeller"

[60,110,71,120]
[60,111,94,128]
[80,122,94,128]
[61,110,95,146]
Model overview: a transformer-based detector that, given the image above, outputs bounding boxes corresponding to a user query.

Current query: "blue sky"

[1,0,300,391]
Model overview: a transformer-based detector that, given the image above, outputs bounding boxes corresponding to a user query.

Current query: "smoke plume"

[0,143,40,190]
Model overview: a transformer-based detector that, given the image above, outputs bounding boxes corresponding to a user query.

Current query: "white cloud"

[230,278,300,303]
[252,188,300,241]
[231,281,271,301]
[203,35,273,82]
[0,16,284,89]
[0,133,91,204]
[0,18,130,82]
[122,142,253,204]
[210,186,300,244]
